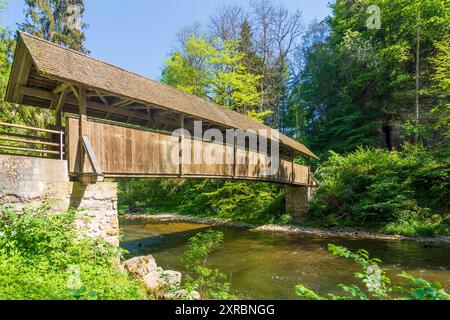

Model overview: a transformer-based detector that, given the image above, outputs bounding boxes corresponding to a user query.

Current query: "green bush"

[118,179,284,224]
[310,144,450,236]
[296,245,449,300]
[180,230,235,300]
[0,206,148,300]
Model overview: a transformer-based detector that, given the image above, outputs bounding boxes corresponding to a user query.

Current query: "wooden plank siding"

[7,32,319,161]
[66,117,310,186]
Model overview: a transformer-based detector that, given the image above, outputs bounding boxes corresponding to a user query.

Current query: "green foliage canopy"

[297,0,450,155]
[162,35,270,123]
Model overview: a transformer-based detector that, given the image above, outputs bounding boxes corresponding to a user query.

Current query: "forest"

[117,0,449,236]
[0,0,449,301]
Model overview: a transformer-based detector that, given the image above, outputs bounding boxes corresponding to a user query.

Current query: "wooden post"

[179,114,184,177]
[79,86,87,173]
[291,152,295,183]
[307,157,311,186]
[55,88,68,128]
[59,130,64,160]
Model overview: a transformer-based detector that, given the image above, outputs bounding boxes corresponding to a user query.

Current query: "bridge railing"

[0,121,65,160]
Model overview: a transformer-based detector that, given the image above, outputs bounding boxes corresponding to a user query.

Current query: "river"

[120,217,450,300]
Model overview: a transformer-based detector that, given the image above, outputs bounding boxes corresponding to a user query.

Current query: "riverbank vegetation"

[0,206,148,300]
[296,244,449,300]
[180,230,235,300]
[309,145,450,236]
[118,179,285,225]
[117,0,449,237]
[119,142,449,237]
[0,1,449,237]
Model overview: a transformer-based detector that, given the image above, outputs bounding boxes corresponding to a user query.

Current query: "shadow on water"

[120,217,450,300]
[121,225,213,255]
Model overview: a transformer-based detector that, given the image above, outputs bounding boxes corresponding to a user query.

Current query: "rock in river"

[122,255,158,278]
[122,255,187,299]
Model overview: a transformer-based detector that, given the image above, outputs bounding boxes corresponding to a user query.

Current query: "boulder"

[122,255,158,278]
[143,270,182,293]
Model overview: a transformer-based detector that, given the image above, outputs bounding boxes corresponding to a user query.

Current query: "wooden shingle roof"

[6,32,318,159]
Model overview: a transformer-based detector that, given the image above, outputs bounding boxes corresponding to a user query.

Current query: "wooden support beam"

[112,99,133,108]
[53,82,70,94]
[128,105,164,112]
[95,90,109,105]
[18,87,183,130]
[159,111,180,123]
[145,108,153,127]
[291,152,295,183]
[78,86,88,175]
[79,87,88,132]
[307,157,311,186]
[82,134,104,180]
[55,88,68,127]
[54,88,67,111]
[21,86,57,101]
[70,85,80,103]
[64,96,181,129]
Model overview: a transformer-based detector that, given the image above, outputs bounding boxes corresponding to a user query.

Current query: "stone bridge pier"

[285,186,313,223]
[0,155,120,247]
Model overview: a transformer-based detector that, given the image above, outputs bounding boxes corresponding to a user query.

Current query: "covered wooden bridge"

[3,32,318,191]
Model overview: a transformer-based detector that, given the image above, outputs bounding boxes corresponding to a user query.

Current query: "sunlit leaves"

[161,35,268,122]
[181,230,235,300]
[295,244,449,300]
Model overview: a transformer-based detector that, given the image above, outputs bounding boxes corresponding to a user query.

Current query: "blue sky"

[1,0,331,80]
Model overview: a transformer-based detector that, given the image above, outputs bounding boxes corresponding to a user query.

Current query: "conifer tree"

[20,0,88,53]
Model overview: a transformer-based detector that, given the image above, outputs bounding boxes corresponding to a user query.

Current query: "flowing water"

[120,218,450,300]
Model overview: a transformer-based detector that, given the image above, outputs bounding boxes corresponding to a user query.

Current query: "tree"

[0,0,15,123]
[250,0,304,130]
[297,0,450,156]
[238,19,264,78]
[162,35,269,123]
[0,1,43,127]
[429,37,450,139]
[287,20,330,141]
[2,0,89,127]
[209,5,247,42]
[19,0,88,53]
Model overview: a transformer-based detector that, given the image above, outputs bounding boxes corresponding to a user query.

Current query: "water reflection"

[121,218,450,300]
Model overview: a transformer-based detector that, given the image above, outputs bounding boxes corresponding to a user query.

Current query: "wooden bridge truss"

[3,32,319,187]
